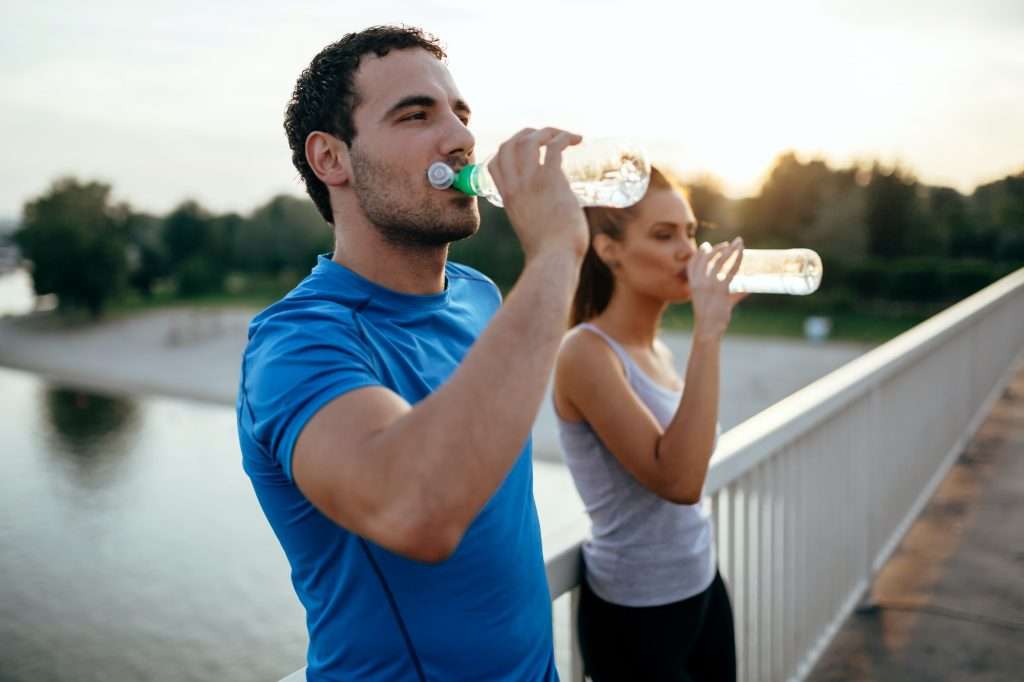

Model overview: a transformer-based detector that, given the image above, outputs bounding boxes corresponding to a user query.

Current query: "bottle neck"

[452,164,479,196]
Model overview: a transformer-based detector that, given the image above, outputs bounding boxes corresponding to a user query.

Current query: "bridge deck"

[808,364,1024,681]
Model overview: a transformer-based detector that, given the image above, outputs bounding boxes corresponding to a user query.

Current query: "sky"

[1,0,1022,219]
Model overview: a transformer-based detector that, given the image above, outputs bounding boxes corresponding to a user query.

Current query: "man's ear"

[305,131,351,188]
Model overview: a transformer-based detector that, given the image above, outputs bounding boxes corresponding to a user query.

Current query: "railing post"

[569,586,585,682]
[859,384,880,609]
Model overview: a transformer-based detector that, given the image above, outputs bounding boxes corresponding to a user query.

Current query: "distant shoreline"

[0,306,251,406]
[0,304,869,460]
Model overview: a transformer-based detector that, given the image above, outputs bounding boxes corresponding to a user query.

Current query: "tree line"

[10,153,1024,317]
[684,154,1023,311]
[12,180,332,316]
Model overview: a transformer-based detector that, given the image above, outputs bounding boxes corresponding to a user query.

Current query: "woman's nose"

[677,239,697,261]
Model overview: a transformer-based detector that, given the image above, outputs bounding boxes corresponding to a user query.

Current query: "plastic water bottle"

[427,138,651,208]
[708,245,823,295]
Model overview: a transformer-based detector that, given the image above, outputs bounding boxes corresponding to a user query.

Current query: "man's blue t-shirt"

[236,255,557,682]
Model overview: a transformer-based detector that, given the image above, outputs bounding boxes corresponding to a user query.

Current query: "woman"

[554,168,743,681]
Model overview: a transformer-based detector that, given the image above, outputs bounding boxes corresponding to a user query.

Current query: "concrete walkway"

[807,366,1024,682]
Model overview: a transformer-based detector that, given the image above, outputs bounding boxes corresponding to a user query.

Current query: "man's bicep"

[291,386,412,536]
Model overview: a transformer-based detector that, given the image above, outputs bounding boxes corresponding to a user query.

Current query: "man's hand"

[487,127,589,262]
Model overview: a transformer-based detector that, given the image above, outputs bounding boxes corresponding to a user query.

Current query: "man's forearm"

[371,247,581,537]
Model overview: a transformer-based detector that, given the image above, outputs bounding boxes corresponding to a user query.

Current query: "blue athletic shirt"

[236,254,558,682]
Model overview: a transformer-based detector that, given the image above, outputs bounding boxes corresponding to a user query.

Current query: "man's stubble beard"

[350,144,479,248]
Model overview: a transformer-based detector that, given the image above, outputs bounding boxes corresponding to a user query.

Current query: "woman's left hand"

[686,237,745,341]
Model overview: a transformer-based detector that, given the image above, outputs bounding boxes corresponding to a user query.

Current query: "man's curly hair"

[284,26,447,224]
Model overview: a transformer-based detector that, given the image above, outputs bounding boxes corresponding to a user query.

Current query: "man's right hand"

[487,127,589,262]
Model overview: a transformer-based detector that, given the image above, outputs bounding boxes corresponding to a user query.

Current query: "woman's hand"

[686,237,746,342]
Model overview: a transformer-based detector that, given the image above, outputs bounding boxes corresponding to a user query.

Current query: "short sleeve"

[241,310,381,481]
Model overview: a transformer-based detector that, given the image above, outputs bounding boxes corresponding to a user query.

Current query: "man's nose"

[440,114,475,162]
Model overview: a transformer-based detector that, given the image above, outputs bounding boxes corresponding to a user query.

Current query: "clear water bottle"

[427,138,651,208]
[710,246,823,295]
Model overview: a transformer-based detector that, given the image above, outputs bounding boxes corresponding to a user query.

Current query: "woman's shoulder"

[555,325,632,422]
[557,325,629,387]
[560,324,618,363]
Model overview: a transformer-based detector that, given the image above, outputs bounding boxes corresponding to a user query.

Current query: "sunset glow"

[1,0,1021,214]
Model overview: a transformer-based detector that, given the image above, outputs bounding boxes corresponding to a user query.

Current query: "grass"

[103,274,294,319]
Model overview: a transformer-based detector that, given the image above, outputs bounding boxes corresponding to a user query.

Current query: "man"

[237,25,587,681]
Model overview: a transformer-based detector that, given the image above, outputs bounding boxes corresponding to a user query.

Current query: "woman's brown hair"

[570,167,681,326]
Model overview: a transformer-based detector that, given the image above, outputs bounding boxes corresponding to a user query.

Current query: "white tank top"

[556,323,716,606]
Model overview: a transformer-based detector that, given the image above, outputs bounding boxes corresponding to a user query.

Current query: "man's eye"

[402,112,427,121]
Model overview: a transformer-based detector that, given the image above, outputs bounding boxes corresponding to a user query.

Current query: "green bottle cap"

[452,165,478,196]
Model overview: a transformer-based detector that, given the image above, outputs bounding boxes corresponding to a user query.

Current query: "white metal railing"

[545,266,1024,682]
[279,268,1024,682]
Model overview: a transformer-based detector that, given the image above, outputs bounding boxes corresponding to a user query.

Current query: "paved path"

[808,366,1024,682]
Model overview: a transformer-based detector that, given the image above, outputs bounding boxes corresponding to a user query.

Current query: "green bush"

[847,260,888,299]
[943,260,1003,298]
[176,255,224,297]
[886,259,946,302]
[843,257,1019,304]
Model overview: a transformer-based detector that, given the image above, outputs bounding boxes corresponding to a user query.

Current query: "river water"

[0,362,584,681]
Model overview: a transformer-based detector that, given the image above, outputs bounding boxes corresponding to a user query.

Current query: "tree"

[449,200,523,291]
[864,164,923,259]
[994,172,1024,260]
[684,175,730,229]
[971,172,1024,261]
[161,200,229,296]
[804,179,868,261]
[749,153,833,247]
[236,195,332,276]
[125,212,166,298]
[737,153,871,265]
[15,178,129,317]
[929,187,970,258]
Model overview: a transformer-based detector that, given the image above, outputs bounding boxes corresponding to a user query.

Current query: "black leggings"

[577,570,737,682]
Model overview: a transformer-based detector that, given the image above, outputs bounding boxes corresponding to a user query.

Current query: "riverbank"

[0,305,870,460]
[0,307,249,405]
